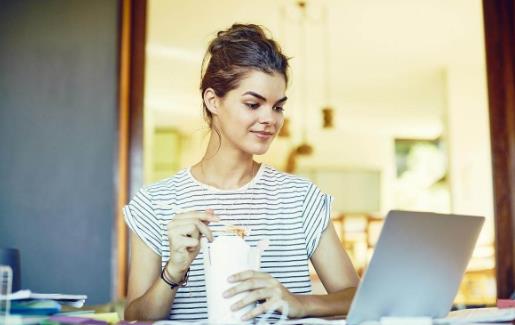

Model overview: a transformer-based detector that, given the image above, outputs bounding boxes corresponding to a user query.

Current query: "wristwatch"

[160,265,190,289]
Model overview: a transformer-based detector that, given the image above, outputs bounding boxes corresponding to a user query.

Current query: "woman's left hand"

[223,270,306,321]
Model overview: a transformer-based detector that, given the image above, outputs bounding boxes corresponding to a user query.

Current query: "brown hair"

[200,23,289,128]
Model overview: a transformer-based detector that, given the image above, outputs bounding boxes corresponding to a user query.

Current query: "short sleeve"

[301,183,333,258]
[123,188,162,256]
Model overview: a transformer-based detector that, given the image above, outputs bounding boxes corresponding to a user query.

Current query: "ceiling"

[144,0,485,138]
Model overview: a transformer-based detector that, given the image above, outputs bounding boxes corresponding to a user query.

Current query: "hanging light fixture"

[322,106,334,128]
[278,117,291,137]
[297,0,313,156]
[321,5,335,129]
[285,0,313,173]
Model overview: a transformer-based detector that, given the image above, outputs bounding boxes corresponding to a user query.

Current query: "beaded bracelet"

[160,264,190,289]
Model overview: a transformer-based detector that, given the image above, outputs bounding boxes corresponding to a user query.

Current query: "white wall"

[446,63,494,245]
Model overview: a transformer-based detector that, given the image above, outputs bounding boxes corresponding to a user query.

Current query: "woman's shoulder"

[260,164,314,190]
[140,168,191,197]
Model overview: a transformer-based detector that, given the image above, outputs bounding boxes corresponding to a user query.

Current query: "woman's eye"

[245,103,260,110]
[274,106,285,113]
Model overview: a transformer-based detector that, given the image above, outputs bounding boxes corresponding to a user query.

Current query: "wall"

[445,0,494,246]
[0,0,119,304]
[446,64,494,245]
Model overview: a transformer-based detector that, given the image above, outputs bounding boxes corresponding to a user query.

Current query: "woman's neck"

[191,135,258,190]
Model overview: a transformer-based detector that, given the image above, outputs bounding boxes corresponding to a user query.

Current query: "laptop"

[346,210,484,325]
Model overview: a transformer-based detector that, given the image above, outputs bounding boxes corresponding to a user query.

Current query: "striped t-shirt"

[124,164,332,322]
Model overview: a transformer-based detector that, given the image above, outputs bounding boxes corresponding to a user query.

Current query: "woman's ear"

[203,88,219,116]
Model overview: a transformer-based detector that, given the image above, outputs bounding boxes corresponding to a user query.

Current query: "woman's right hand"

[165,209,219,283]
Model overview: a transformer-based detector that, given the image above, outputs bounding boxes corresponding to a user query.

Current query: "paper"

[380,316,431,325]
[0,290,86,308]
[280,318,347,324]
[435,307,515,324]
[83,312,120,323]
[48,315,107,324]
[0,290,86,301]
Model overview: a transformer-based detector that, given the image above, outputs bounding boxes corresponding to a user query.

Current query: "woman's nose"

[258,107,274,124]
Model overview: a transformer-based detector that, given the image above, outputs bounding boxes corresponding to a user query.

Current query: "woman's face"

[213,70,287,155]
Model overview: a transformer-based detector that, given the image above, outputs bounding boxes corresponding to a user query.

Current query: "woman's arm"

[124,211,218,321]
[298,221,360,317]
[124,232,178,321]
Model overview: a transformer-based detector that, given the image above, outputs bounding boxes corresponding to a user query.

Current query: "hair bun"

[209,24,266,54]
[218,24,264,39]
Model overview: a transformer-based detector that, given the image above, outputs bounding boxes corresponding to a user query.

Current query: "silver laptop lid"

[346,210,484,325]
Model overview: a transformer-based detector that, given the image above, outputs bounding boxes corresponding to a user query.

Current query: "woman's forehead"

[235,70,286,99]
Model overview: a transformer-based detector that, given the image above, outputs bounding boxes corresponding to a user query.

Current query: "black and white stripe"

[124,164,332,322]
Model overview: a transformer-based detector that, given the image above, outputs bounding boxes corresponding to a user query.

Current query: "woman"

[123,23,359,322]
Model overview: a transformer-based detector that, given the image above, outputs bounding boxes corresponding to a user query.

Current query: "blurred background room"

[1,0,513,316]
[143,0,494,305]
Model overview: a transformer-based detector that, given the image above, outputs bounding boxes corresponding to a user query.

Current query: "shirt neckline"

[186,163,266,193]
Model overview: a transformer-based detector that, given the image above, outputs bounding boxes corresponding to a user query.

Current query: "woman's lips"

[250,131,273,140]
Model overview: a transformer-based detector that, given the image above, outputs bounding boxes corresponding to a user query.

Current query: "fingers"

[228,270,270,283]
[224,277,271,298]
[169,222,202,248]
[230,287,279,311]
[177,219,213,241]
[242,298,284,321]
[193,219,214,241]
[180,236,200,248]
[223,271,288,320]
[170,235,200,252]
[173,210,219,223]
[166,210,219,271]
[168,211,219,242]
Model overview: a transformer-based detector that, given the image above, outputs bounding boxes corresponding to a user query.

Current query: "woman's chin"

[244,144,271,156]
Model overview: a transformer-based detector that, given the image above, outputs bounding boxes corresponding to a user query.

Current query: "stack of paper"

[0,289,88,322]
[1,290,87,309]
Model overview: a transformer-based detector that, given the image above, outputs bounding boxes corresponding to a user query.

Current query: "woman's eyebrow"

[242,91,288,106]
[274,96,288,106]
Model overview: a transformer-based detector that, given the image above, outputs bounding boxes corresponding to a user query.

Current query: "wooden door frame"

[116,0,515,299]
[115,0,147,298]
[483,0,515,299]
